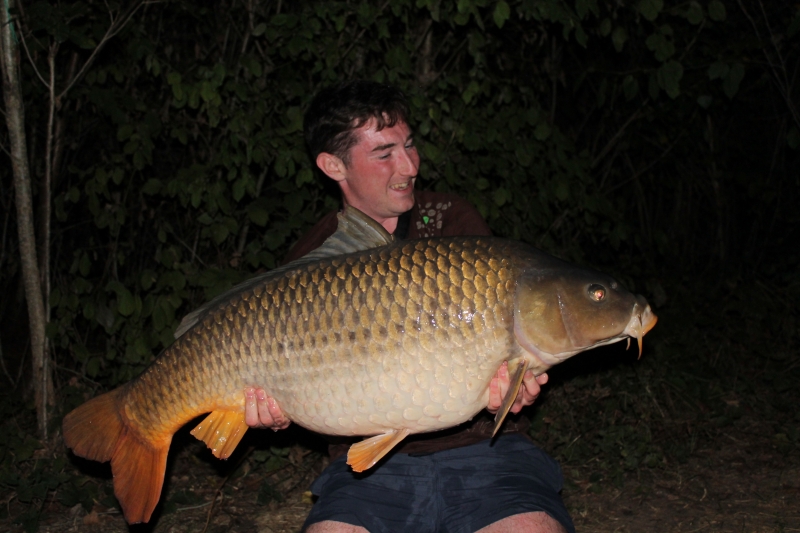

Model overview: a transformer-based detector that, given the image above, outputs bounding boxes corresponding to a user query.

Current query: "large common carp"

[63,207,656,523]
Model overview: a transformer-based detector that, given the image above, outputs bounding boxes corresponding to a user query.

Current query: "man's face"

[336,119,420,230]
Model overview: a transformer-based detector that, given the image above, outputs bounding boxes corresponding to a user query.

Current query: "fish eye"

[588,284,606,302]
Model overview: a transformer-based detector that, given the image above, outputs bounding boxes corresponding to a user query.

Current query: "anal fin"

[190,410,249,459]
[492,359,529,437]
[347,428,410,472]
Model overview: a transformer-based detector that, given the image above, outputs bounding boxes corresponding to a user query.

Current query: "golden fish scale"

[123,238,520,442]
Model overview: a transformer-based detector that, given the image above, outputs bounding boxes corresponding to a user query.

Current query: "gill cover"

[513,267,654,367]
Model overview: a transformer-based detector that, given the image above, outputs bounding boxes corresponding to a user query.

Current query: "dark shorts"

[303,434,575,533]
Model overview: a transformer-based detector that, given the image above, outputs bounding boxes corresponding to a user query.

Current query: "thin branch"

[591,103,645,169]
[604,133,683,195]
[0,333,17,387]
[737,0,800,129]
[236,168,268,255]
[15,19,50,88]
[677,19,706,63]
[56,0,151,100]
[337,0,392,68]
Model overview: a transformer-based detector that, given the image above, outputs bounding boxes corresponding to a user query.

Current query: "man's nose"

[397,147,419,176]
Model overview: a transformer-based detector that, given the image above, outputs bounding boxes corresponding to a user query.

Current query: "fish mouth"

[623,301,658,358]
[538,300,658,363]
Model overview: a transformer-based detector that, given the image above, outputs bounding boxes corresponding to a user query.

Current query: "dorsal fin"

[174,206,394,339]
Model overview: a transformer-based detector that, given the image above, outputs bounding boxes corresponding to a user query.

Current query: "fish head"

[513,266,657,370]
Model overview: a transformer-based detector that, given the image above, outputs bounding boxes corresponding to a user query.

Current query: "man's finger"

[255,389,275,427]
[244,387,267,428]
[267,397,290,430]
[497,361,510,399]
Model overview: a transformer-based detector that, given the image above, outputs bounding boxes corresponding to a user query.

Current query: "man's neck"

[381,217,398,234]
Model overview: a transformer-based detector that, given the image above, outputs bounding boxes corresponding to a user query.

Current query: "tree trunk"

[1,0,52,438]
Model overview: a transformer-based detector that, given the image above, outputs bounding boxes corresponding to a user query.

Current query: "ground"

[14,414,798,533]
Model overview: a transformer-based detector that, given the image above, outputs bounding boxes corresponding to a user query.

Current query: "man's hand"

[244,387,291,431]
[487,361,548,415]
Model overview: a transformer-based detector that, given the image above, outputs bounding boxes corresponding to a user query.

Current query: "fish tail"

[62,386,170,524]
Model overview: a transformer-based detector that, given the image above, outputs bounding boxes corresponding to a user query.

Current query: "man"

[244,81,574,533]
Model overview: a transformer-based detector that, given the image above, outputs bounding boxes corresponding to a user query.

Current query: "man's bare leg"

[476,512,568,533]
[305,521,367,533]
[305,513,566,533]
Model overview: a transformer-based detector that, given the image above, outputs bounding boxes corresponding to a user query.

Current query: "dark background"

[1,1,798,530]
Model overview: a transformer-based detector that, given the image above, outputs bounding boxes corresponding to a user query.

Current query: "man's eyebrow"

[370,134,415,153]
[371,142,397,152]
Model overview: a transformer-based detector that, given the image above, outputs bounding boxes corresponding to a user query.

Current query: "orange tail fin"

[62,387,170,524]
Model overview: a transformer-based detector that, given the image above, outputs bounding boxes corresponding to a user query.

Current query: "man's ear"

[316,152,347,182]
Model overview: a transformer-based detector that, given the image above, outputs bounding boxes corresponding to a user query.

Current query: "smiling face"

[316,118,420,233]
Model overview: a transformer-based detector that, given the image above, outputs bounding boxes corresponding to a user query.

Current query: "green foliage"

[2,0,795,389]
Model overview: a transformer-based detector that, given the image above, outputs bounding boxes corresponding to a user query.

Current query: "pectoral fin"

[191,410,249,459]
[492,359,529,437]
[347,428,411,472]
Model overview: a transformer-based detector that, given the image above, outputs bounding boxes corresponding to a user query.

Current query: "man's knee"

[476,511,569,533]
[305,520,368,533]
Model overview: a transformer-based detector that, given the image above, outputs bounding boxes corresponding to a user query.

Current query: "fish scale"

[62,207,657,524]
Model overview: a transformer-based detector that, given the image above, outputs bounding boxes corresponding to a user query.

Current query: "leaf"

[232,178,246,201]
[686,1,704,24]
[623,75,639,100]
[142,178,162,195]
[493,1,510,29]
[787,127,800,150]
[788,12,800,38]
[534,121,552,141]
[576,0,597,19]
[611,27,627,52]
[79,253,91,277]
[697,95,713,108]
[210,223,230,244]
[515,146,533,167]
[599,18,612,37]
[117,124,133,141]
[708,0,726,21]
[252,22,267,36]
[645,30,674,62]
[295,167,314,186]
[247,204,269,226]
[462,80,481,104]
[166,72,182,86]
[141,270,157,290]
[708,61,729,80]
[722,63,745,99]
[493,187,510,207]
[285,194,304,215]
[422,142,442,163]
[118,289,135,317]
[657,60,684,99]
[637,0,663,22]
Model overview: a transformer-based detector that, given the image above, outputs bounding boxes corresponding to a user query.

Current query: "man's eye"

[405,142,416,150]
[378,153,391,160]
